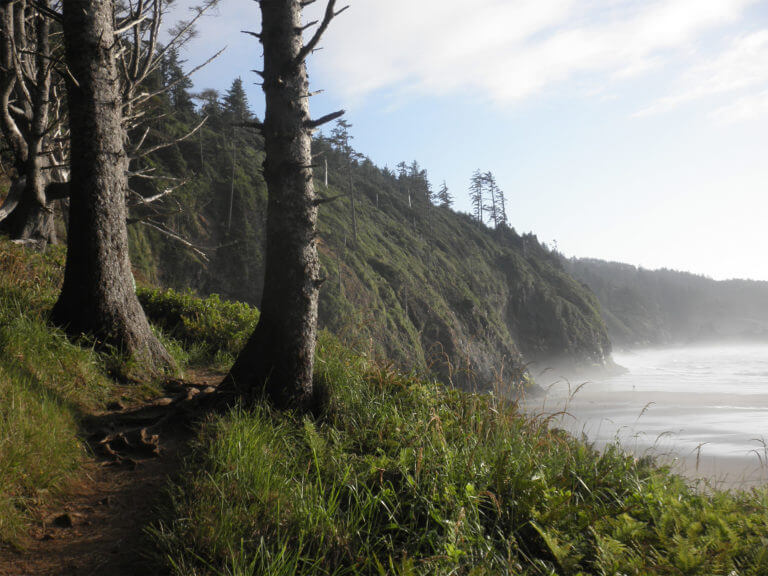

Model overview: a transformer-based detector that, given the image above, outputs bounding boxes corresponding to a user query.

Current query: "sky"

[168,0,768,281]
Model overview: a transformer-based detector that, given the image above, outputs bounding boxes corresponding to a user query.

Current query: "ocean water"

[523,344,768,487]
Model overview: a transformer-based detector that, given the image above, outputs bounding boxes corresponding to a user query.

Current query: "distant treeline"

[566,258,768,347]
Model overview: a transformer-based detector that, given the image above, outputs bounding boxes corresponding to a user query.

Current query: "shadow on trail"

[0,370,225,576]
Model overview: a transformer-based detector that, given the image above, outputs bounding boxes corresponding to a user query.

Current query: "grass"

[151,334,768,576]
[2,237,768,574]
[0,239,252,545]
[138,286,259,369]
[0,241,116,544]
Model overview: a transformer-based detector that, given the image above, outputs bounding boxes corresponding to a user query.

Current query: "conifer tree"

[163,48,195,114]
[496,185,508,227]
[329,118,358,241]
[227,0,347,408]
[469,169,484,222]
[223,77,251,123]
[53,0,174,372]
[483,171,500,227]
[437,180,453,208]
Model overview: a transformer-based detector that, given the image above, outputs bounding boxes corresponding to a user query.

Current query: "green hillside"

[128,80,610,388]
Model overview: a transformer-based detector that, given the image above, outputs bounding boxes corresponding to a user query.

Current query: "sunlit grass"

[0,241,115,544]
[151,334,768,575]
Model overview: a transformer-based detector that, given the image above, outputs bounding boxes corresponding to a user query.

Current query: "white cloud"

[710,89,768,123]
[308,0,756,105]
[636,30,768,118]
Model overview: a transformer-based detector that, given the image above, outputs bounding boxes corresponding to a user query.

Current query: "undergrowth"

[152,335,768,575]
[2,237,768,574]
[139,287,259,368]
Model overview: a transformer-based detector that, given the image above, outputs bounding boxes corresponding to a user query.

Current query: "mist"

[523,343,768,488]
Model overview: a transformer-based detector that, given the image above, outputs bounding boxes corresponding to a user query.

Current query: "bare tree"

[52,0,173,372]
[226,0,347,408]
[0,0,220,249]
[0,0,68,243]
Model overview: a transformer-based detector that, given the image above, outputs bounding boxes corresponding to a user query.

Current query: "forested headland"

[566,258,768,347]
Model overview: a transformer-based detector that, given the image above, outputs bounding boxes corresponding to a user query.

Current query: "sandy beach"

[523,344,768,490]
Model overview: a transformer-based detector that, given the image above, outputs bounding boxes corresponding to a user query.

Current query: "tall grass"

[0,241,115,544]
[152,334,768,575]
[0,239,259,545]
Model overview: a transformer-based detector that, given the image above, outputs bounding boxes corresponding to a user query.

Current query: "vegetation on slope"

[0,239,254,545]
[566,258,768,347]
[0,241,114,543]
[152,332,768,576]
[2,238,767,575]
[127,77,611,388]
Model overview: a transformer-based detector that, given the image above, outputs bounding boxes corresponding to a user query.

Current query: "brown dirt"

[0,368,224,576]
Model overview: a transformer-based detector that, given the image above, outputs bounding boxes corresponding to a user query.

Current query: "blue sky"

[170,0,768,281]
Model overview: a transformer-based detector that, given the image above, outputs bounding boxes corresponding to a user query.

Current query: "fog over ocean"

[525,344,768,488]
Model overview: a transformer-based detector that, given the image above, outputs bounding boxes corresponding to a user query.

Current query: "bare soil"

[0,369,223,576]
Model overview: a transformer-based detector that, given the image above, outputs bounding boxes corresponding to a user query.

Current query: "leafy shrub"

[138,287,259,365]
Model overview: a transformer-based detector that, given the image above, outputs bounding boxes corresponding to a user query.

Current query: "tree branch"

[0,175,23,222]
[304,109,344,129]
[131,115,207,159]
[114,13,150,36]
[294,0,348,65]
[235,120,264,131]
[313,192,347,206]
[127,180,187,207]
[134,219,210,262]
[30,1,63,23]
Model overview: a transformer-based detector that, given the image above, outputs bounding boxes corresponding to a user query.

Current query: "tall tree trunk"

[0,177,56,242]
[227,0,335,408]
[52,0,173,372]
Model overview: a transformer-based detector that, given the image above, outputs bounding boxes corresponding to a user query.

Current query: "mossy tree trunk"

[226,0,345,408]
[52,0,173,372]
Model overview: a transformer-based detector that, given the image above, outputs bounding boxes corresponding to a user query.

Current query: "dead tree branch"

[294,0,348,65]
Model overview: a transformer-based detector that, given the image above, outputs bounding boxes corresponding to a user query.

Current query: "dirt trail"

[0,369,223,576]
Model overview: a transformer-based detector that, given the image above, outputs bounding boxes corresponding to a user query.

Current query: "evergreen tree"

[195,88,222,128]
[469,169,484,222]
[223,77,252,123]
[496,185,508,227]
[483,171,500,227]
[437,180,453,208]
[163,48,195,114]
[329,118,359,239]
[395,161,407,180]
[227,0,346,409]
[330,118,354,159]
[54,0,173,372]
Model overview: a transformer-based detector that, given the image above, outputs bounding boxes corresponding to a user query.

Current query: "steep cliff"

[128,110,610,388]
